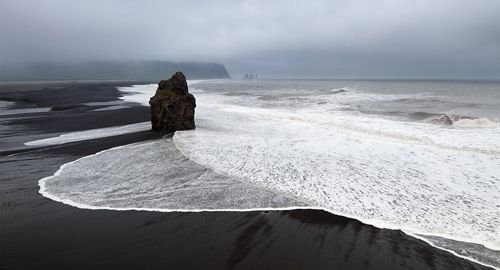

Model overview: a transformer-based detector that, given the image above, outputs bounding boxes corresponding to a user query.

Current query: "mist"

[1,0,499,79]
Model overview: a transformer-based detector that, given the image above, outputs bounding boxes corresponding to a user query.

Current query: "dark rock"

[424,114,453,125]
[149,72,196,132]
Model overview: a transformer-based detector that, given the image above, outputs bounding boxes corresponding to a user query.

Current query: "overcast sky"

[1,0,499,79]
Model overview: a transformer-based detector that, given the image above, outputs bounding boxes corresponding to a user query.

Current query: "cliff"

[0,60,230,81]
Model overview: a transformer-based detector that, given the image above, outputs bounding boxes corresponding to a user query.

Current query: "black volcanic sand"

[0,82,493,270]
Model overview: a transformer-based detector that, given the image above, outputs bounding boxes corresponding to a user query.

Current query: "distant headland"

[0,60,231,81]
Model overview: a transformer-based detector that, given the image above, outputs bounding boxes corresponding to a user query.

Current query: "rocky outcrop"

[149,72,196,132]
[423,114,453,125]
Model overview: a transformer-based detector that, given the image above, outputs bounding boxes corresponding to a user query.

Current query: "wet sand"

[0,82,493,270]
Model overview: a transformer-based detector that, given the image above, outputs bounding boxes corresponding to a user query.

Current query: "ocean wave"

[410,112,500,127]
[409,111,446,120]
[392,97,446,103]
[330,88,350,94]
[189,88,205,93]
[454,117,500,128]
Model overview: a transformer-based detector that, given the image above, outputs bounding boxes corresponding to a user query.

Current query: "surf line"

[38,139,498,270]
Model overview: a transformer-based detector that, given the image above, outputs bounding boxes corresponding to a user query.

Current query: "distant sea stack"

[0,60,231,81]
[149,72,196,132]
[244,73,258,80]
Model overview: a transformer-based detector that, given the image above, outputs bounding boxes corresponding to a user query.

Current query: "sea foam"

[173,93,500,250]
[118,80,205,106]
[39,138,303,211]
[25,122,150,146]
[39,83,500,269]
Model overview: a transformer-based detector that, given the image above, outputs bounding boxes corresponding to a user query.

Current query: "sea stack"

[149,71,196,132]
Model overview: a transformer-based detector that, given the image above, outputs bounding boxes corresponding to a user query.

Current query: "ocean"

[29,79,500,268]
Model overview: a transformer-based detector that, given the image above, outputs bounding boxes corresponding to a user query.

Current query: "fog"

[1,0,499,79]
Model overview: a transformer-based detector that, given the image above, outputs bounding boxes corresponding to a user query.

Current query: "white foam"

[174,91,500,267]
[84,101,125,106]
[92,105,131,112]
[173,97,499,246]
[39,139,304,210]
[38,136,500,269]
[39,84,500,269]
[117,80,209,106]
[25,122,150,146]
[118,84,157,106]
[454,117,500,128]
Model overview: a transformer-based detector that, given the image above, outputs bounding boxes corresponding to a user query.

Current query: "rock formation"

[424,114,453,125]
[149,72,196,132]
[244,73,258,80]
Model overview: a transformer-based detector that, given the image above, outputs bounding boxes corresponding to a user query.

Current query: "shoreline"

[0,82,495,270]
[37,141,498,269]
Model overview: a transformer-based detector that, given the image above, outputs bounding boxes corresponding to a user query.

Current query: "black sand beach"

[0,82,493,270]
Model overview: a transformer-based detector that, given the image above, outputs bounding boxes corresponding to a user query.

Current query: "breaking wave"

[330,88,350,94]
[410,112,500,127]
[454,117,500,128]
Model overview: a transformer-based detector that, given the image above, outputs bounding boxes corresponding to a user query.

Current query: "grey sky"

[1,0,499,78]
